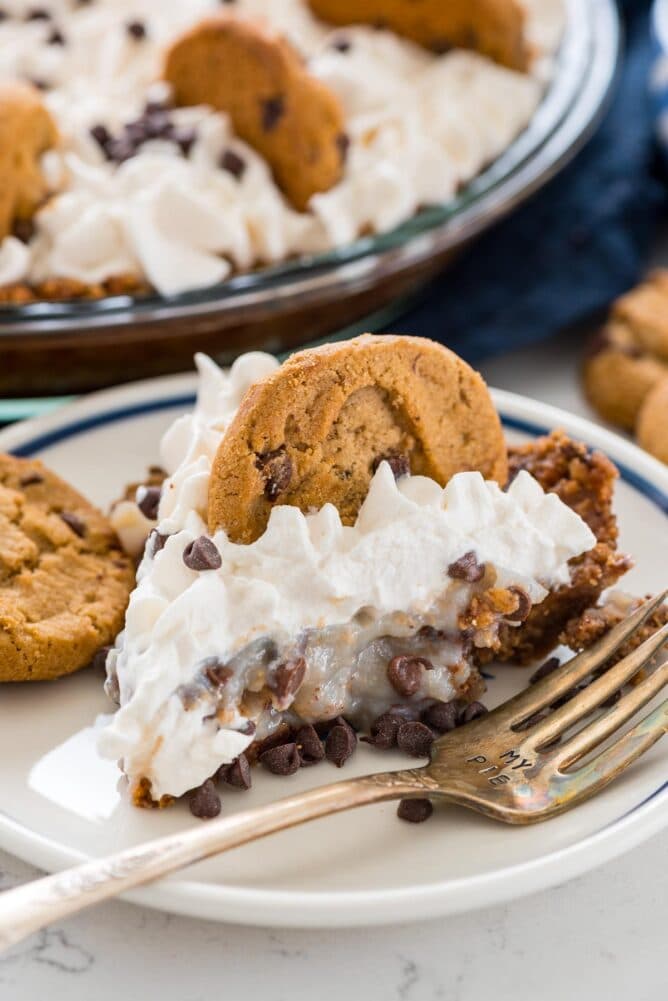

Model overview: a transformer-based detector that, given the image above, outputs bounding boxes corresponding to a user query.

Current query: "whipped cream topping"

[0,0,561,295]
[102,352,594,799]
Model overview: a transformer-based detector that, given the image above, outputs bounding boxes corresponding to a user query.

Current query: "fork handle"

[0,767,429,951]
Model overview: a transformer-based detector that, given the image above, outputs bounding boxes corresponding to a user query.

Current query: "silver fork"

[0,592,666,951]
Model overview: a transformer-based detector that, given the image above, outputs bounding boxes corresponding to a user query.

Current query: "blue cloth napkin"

[392,0,665,362]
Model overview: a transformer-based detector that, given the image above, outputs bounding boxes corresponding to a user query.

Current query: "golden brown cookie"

[307,0,530,71]
[0,82,58,241]
[636,377,668,464]
[163,14,346,211]
[612,270,668,362]
[0,454,135,682]
[208,334,508,544]
[582,323,668,430]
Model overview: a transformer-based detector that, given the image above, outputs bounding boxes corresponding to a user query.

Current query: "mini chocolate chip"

[90,123,112,151]
[137,484,161,520]
[256,724,293,758]
[183,536,222,571]
[126,19,147,40]
[325,723,357,767]
[271,657,306,701]
[261,95,284,131]
[295,724,325,765]
[530,656,561,685]
[331,36,352,52]
[19,472,43,486]
[124,119,148,144]
[13,218,35,244]
[59,511,86,538]
[172,125,197,155]
[422,699,458,733]
[220,753,252,789]
[365,712,402,749]
[202,658,233,688]
[47,28,65,45]
[459,701,489,725]
[397,798,433,823]
[336,132,350,162]
[372,451,410,479]
[220,149,247,179]
[144,109,172,139]
[448,551,485,582]
[256,448,293,501]
[26,8,51,20]
[91,645,111,672]
[508,585,531,623]
[260,742,301,776]
[396,721,434,758]
[150,529,168,555]
[387,656,431,697]
[189,779,221,819]
[106,137,136,163]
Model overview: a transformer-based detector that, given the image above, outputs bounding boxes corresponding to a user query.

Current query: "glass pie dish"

[0,0,620,396]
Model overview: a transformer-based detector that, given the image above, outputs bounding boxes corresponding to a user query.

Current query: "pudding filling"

[101,353,596,802]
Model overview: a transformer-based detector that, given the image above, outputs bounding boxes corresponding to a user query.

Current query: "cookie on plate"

[0,454,135,682]
[0,82,58,241]
[208,333,508,544]
[307,0,530,71]
[163,14,346,211]
[636,377,668,464]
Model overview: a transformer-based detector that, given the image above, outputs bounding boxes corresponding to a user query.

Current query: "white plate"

[0,375,666,929]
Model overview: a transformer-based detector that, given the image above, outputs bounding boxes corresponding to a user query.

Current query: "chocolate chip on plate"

[220,149,247,179]
[365,711,403,750]
[387,656,431,697]
[189,779,222,819]
[447,551,485,582]
[295,724,325,766]
[421,699,459,733]
[260,742,301,776]
[59,510,86,538]
[397,721,434,758]
[325,723,357,767]
[137,484,161,520]
[261,95,285,131]
[219,753,252,790]
[183,536,222,571]
[397,798,433,823]
[459,701,489,725]
[372,451,410,479]
[529,656,561,685]
[271,657,306,701]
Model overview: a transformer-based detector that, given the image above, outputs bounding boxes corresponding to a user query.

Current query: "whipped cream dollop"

[102,352,594,799]
[0,0,561,295]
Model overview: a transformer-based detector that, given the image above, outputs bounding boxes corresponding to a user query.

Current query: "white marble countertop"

[1,327,666,1001]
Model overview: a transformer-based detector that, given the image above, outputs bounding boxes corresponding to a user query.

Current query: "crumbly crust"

[208,333,508,543]
[307,0,530,71]
[560,592,668,667]
[164,13,346,211]
[478,430,632,664]
[0,453,135,682]
[0,272,150,305]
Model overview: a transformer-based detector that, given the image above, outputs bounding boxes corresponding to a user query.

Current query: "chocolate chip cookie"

[636,377,668,464]
[307,0,530,71]
[208,334,508,544]
[0,82,58,241]
[163,14,346,211]
[0,454,134,682]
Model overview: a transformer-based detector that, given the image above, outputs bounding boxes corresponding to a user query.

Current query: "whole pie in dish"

[100,334,631,811]
[0,0,565,303]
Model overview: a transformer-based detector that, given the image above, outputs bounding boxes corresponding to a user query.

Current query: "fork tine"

[555,700,667,809]
[526,622,668,748]
[500,591,668,724]
[555,656,668,769]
